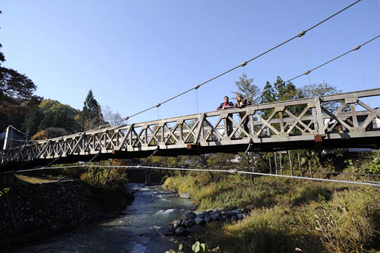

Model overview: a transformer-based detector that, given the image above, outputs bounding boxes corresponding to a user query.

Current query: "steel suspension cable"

[196,89,199,114]
[3,164,380,187]
[300,37,312,86]
[124,0,361,121]
[257,35,378,101]
[285,35,380,83]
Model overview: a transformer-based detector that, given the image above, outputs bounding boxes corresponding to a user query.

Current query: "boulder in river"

[183,219,196,228]
[160,226,174,236]
[179,193,190,199]
[175,226,186,235]
[185,212,197,219]
[204,216,212,223]
[211,214,220,221]
[195,217,206,226]
[172,219,183,229]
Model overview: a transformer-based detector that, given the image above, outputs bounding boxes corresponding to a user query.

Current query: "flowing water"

[13,183,195,253]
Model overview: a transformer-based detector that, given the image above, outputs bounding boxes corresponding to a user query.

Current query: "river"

[12,183,195,253]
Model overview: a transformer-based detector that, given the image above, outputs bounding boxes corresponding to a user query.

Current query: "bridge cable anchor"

[298,30,307,37]
[240,61,248,67]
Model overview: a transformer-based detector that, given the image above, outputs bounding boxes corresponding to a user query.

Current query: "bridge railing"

[1,88,379,163]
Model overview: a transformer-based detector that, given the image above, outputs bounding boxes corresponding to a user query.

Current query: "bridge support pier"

[145,169,151,186]
[0,173,15,186]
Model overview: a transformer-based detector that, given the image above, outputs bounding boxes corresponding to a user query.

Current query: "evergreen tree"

[260,76,297,104]
[82,90,104,130]
[22,110,43,136]
[261,81,276,104]
[39,111,55,131]
[273,76,297,101]
[232,73,261,104]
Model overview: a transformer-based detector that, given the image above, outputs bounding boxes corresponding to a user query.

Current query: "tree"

[102,105,126,127]
[260,76,297,104]
[298,82,341,112]
[23,99,81,136]
[22,110,43,137]
[232,73,261,104]
[297,82,340,98]
[261,81,276,104]
[31,127,69,140]
[0,44,42,131]
[82,90,104,130]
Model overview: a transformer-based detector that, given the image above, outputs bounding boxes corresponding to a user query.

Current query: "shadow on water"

[12,183,195,253]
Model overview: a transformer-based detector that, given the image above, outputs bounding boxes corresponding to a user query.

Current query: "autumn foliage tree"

[0,44,42,131]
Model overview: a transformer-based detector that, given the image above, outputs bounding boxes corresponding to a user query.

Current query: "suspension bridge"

[1,87,380,170]
[0,1,379,186]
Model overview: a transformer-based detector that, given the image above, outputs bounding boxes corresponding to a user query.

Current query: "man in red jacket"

[217,96,234,136]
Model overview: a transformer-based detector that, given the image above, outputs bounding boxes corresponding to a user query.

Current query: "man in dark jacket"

[217,96,234,136]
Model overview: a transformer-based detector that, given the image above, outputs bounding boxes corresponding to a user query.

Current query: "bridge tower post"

[145,168,151,186]
[1,126,16,185]
[3,126,14,150]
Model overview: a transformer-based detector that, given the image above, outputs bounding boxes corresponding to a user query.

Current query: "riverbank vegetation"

[162,152,380,253]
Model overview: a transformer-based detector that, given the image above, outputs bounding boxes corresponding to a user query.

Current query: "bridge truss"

[1,88,380,169]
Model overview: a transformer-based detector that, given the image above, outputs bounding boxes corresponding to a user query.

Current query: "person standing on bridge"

[235,94,249,134]
[217,96,234,136]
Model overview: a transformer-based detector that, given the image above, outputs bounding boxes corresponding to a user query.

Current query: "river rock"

[198,211,207,218]
[195,217,206,226]
[211,214,220,221]
[173,219,183,229]
[183,219,196,228]
[237,213,244,220]
[204,216,212,223]
[179,193,190,199]
[220,214,228,221]
[160,226,174,236]
[175,226,186,235]
[185,212,197,219]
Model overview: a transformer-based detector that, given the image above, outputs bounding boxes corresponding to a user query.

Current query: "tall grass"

[163,173,380,252]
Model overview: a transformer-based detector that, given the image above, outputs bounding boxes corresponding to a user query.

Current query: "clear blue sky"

[2,0,380,124]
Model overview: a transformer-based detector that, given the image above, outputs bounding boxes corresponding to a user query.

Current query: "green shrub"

[292,184,332,206]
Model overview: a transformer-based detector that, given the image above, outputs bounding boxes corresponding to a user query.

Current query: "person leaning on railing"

[217,96,234,136]
[235,94,249,134]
